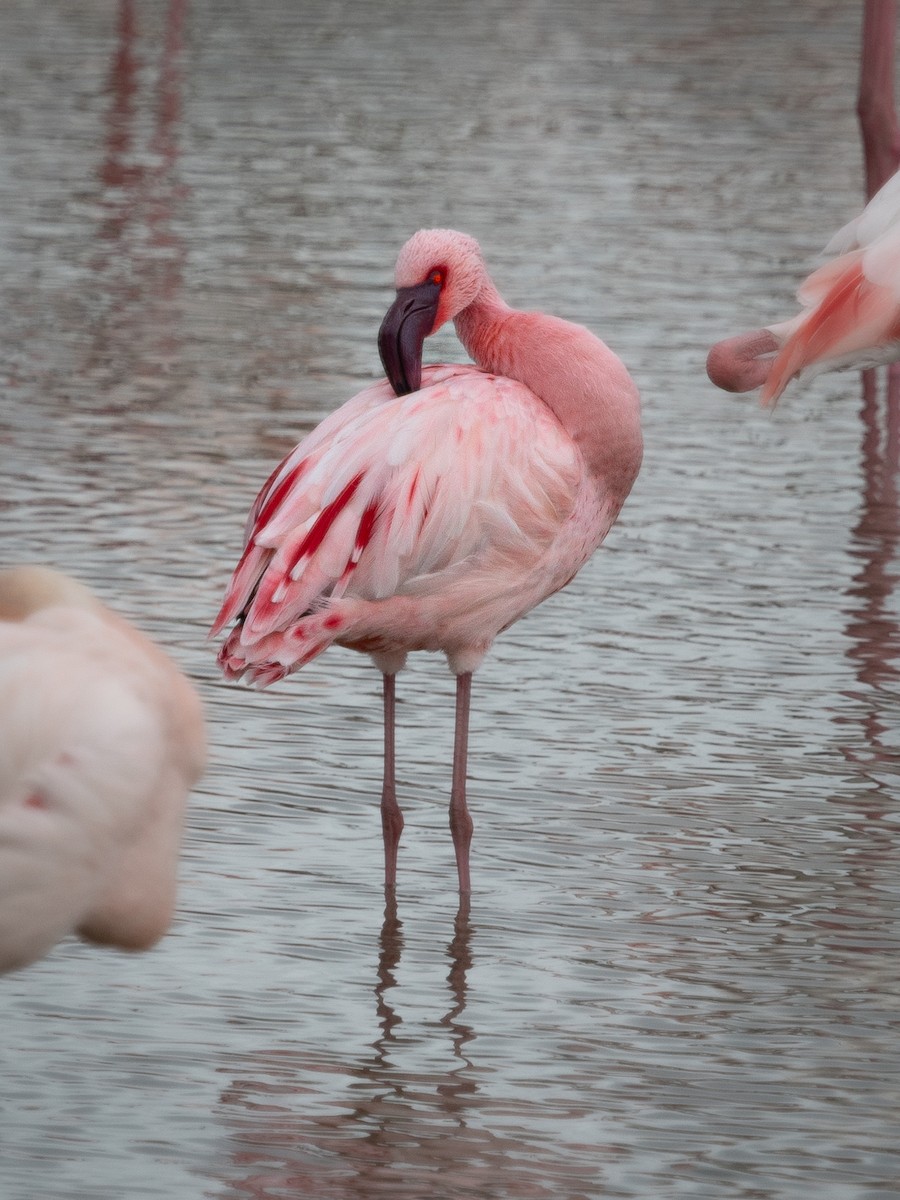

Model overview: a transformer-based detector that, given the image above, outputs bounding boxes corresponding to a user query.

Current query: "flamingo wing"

[212,364,583,654]
[761,222,900,405]
[824,167,900,255]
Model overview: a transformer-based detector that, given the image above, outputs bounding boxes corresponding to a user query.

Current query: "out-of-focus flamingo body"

[212,229,642,894]
[0,566,206,974]
[707,168,900,405]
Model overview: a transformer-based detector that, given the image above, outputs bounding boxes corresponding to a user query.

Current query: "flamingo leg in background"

[858,0,900,413]
[380,673,403,891]
[859,0,900,201]
[450,672,474,896]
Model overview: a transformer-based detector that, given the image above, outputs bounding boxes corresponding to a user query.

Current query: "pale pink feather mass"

[212,229,642,893]
[0,566,206,974]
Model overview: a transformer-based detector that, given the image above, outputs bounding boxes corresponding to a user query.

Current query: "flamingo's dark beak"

[378,279,442,397]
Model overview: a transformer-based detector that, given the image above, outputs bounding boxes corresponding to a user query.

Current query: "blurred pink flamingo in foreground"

[0,566,206,974]
[212,229,643,895]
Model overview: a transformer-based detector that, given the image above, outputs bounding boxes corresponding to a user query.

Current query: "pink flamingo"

[0,566,206,974]
[212,229,643,895]
[706,167,900,404]
[707,1,900,405]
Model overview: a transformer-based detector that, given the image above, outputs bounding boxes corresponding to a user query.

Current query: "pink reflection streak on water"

[841,367,900,768]
[817,371,900,937]
[89,0,188,373]
[843,2,900,767]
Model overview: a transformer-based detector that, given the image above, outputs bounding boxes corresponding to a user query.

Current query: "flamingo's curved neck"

[453,279,511,365]
[453,277,643,499]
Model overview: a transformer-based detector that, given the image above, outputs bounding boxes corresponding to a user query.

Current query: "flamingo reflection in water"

[214,899,608,1198]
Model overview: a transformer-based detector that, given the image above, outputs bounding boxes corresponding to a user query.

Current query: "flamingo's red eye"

[430,270,444,286]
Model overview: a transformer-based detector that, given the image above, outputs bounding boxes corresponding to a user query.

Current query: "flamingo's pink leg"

[449,672,474,895]
[858,0,900,200]
[380,673,403,891]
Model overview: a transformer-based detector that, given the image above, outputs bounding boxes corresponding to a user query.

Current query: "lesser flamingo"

[212,229,643,895]
[708,2,900,406]
[0,566,206,974]
[706,167,900,405]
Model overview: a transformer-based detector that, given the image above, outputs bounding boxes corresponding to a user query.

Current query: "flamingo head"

[378,229,485,396]
[706,328,781,396]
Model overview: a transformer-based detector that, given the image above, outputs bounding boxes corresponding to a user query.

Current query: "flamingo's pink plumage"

[707,169,900,405]
[0,566,206,974]
[212,229,642,893]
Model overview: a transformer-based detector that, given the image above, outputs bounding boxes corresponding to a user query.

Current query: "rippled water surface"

[2,1,899,1197]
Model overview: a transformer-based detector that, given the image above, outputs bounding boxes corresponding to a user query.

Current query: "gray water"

[1,1,899,1197]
